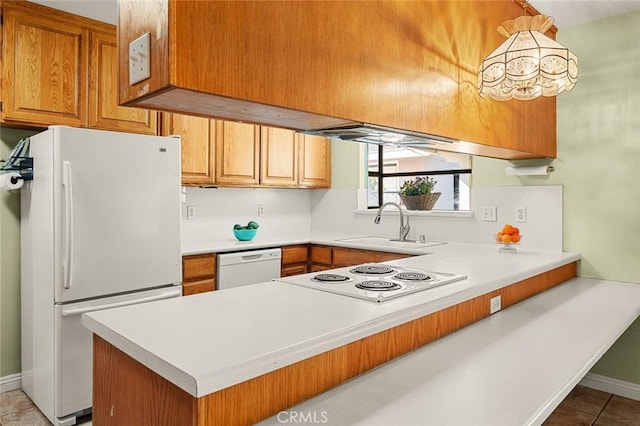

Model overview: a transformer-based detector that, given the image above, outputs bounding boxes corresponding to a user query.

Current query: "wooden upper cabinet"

[1,1,159,134]
[215,121,260,186]
[161,113,215,186]
[118,0,557,160]
[1,3,88,127]
[88,31,157,134]
[298,134,331,189]
[260,127,298,187]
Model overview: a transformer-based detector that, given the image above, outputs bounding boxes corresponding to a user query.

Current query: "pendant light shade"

[478,15,578,101]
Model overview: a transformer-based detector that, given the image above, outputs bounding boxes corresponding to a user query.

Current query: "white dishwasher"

[217,248,282,289]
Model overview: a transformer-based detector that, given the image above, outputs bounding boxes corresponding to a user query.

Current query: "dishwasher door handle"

[241,254,266,262]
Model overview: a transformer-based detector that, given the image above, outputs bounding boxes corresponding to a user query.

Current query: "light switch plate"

[516,206,526,222]
[186,205,196,220]
[129,33,151,85]
[480,206,497,222]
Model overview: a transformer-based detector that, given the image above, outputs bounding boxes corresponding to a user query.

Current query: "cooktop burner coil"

[393,272,433,281]
[312,273,351,283]
[355,280,402,291]
[350,265,395,275]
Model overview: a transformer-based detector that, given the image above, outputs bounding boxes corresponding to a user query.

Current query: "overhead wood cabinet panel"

[260,127,298,187]
[214,121,260,186]
[88,31,158,134]
[2,6,88,126]
[161,113,216,186]
[298,134,331,189]
[118,0,557,159]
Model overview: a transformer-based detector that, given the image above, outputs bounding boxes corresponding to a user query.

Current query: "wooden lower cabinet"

[182,253,216,296]
[92,262,578,425]
[281,245,309,277]
[310,245,412,270]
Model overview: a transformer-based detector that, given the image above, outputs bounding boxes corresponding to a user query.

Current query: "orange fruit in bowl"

[511,234,521,243]
[495,232,504,242]
[502,224,514,235]
[511,226,520,235]
[501,234,513,244]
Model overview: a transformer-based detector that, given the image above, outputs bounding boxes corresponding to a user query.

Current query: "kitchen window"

[367,145,471,210]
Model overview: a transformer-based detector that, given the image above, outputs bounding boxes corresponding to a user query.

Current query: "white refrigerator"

[21,126,182,426]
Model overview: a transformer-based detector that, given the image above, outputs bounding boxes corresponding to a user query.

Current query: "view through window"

[367,145,471,210]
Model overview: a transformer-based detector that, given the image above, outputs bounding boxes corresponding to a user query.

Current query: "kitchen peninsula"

[81,240,599,425]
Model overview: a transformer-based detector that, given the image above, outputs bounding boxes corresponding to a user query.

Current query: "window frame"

[367,145,472,210]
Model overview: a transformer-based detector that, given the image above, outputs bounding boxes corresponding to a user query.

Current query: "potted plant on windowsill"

[399,176,440,210]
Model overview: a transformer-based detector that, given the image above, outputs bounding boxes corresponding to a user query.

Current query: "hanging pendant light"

[478,3,578,101]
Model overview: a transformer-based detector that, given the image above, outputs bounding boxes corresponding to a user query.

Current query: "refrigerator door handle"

[61,290,180,317]
[62,161,74,289]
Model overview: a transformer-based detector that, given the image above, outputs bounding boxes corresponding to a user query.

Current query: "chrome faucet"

[373,202,413,242]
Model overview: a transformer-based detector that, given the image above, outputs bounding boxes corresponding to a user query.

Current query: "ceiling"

[533,0,640,28]
[30,0,640,29]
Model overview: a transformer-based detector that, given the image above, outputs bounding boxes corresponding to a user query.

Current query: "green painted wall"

[330,139,364,189]
[0,127,38,377]
[473,11,640,384]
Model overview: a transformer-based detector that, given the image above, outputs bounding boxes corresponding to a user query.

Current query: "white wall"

[181,187,312,242]
[30,0,117,24]
[311,186,563,251]
[182,183,562,252]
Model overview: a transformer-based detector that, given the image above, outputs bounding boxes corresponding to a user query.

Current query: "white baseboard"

[580,373,640,401]
[0,373,22,393]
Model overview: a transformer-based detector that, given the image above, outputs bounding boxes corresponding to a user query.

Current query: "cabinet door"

[332,247,411,268]
[215,121,260,186]
[162,113,216,186]
[310,245,333,269]
[1,7,87,126]
[88,31,158,134]
[260,127,297,187]
[182,254,216,296]
[298,134,331,188]
[281,245,309,276]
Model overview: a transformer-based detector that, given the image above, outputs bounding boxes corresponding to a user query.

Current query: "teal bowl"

[233,228,257,241]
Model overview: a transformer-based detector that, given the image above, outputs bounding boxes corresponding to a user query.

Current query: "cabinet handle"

[61,290,180,317]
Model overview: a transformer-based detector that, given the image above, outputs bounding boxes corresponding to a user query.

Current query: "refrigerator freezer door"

[37,126,181,303]
[54,286,181,423]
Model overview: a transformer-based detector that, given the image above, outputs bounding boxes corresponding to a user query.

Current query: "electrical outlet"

[516,206,526,222]
[490,295,502,314]
[480,206,497,222]
[258,204,265,217]
[129,33,151,85]
[186,205,196,220]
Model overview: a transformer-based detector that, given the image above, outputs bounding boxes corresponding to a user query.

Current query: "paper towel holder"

[0,156,33,181]
[505,165,554,176]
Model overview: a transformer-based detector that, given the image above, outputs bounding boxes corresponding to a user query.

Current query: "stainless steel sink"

[335,236,445,249]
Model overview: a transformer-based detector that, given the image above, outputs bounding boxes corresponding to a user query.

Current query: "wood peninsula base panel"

[93,262,577,425]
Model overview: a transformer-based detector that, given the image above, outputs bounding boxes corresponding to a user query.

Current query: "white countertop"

[258,278,640,426]
[183,231,494,256]
[182,234,311,256]
[83,241,581,398]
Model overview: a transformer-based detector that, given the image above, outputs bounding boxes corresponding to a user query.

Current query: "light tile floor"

[544,385,640,426]
[0,389,91,426]
[1,385,639,425]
